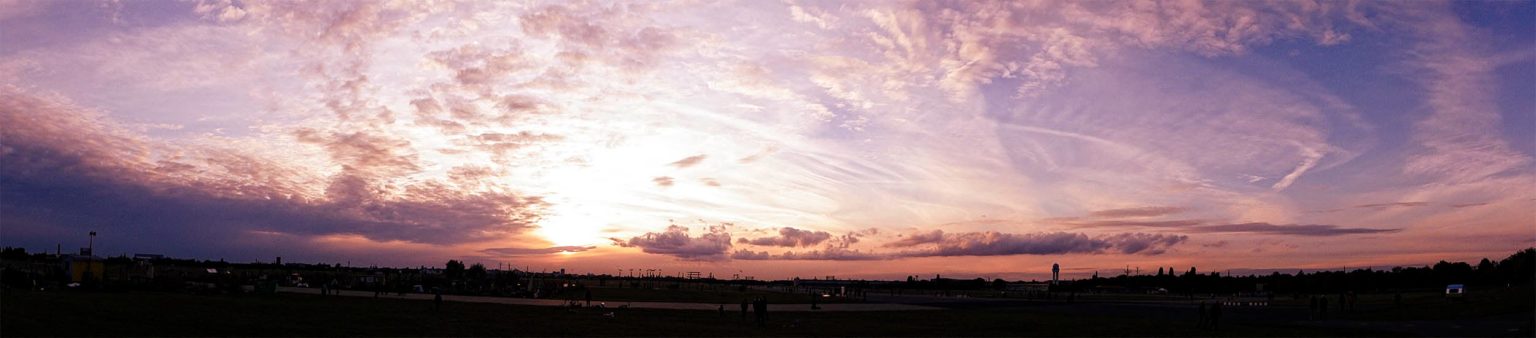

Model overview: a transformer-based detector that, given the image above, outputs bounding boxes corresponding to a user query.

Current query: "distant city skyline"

[2,1,1533,281]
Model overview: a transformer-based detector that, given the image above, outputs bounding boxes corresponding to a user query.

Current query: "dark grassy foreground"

[582,286,857,304]
[0,290,1414,337]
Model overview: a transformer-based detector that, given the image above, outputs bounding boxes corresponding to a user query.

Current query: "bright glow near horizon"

[1,0,1533,280]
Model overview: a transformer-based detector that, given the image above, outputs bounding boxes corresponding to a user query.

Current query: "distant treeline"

[3,247,1530,295]
[845,248,1535,295]
[1066,248,1534,294]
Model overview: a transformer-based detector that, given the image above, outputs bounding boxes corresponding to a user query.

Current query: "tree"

[445,260,466,280]
[467,263,488,280]
[0,247,27,260]
[1157,267,1164,276]
[1497,248,1534,285]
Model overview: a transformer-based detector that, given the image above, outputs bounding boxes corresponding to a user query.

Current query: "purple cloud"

[611,223,732,261]
[883,229,946,247]
[1101,233,1188,255]
[1191,223,1397,236]
[736,227,832,247]
[1088,206,1188,218]
[0,89,547,254]
[884,230,1186,257]
[480,246,594,256]
[1354,202,1430,209]
[1061,219,1206,228]
[731,247,884,261]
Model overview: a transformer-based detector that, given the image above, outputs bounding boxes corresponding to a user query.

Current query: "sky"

[1,0,1533,281]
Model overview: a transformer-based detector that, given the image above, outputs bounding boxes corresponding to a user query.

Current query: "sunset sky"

[2,0,1532,281]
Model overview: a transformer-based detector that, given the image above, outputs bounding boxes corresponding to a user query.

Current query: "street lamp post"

[87,231,97,286]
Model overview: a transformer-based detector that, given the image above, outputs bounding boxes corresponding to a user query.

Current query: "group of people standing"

[738,297,770,326]
[1308,292,1357,320]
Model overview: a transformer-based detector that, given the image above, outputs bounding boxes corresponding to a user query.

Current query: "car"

[1445,284,1465,297]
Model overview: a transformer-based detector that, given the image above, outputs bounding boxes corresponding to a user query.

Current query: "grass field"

[1,290,1418,337]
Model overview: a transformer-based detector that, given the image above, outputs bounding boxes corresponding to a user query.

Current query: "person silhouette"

[752,297,761,326]
[585,289,592,307]
[433,287,443,311]
[1210,301,1222,330]
[1338,293,1346,314]
[1319,297,1328,320]
[755,297,768,327]
[1308,296,1318,320]
[1348,292,1357,312]
[740,299,749,322]
[1197,302,1208,328]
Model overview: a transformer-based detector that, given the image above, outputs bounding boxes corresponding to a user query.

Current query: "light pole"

[87,231,97,285]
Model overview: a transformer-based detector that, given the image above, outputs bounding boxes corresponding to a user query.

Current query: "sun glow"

[535,211,608,247]
[530,127,729,246]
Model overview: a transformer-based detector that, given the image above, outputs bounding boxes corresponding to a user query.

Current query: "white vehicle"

[1445,284,1465,297]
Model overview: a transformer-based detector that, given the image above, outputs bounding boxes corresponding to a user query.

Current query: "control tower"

[1051,263,1060,285]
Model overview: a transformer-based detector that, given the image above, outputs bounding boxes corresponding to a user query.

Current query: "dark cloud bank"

[0,87,546,261]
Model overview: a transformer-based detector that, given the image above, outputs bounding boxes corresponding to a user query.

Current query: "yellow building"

[64,255,105,283]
